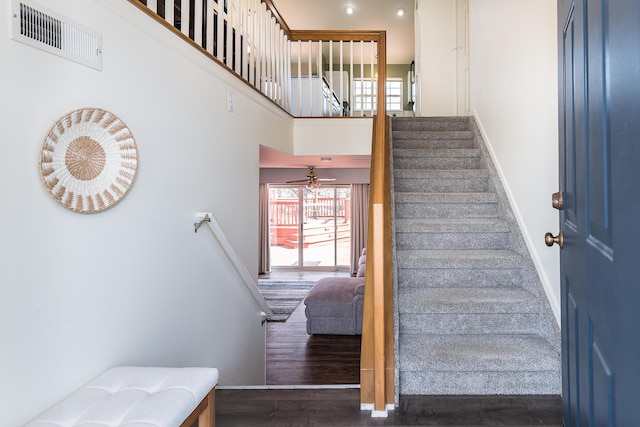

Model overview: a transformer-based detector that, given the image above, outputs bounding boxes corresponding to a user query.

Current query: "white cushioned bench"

[25,366,218,427]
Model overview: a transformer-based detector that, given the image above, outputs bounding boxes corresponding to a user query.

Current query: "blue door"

[558,0,640,425]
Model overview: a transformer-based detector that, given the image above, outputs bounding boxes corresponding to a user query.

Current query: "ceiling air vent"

[11,0,102,70]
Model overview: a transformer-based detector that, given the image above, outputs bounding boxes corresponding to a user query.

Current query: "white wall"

[0,1,292,425]
[469,0,560,322]
[293,118,373,156]
[415,0,458,116]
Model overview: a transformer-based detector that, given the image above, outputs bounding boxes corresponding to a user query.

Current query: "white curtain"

[258,183,270,274]
[350,184,369,274]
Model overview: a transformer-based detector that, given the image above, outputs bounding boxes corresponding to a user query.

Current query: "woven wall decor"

[39,108,138,213]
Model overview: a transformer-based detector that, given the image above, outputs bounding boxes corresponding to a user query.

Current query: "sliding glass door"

[269,185,350,270]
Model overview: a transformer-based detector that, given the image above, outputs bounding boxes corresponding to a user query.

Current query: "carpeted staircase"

[391,116,561,396]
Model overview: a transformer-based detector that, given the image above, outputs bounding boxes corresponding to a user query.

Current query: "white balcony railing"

[129,0,382,118]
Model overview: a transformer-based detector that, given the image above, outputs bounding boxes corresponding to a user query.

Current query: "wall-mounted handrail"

[197,212,273,322]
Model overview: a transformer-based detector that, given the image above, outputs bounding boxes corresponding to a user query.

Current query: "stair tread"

[398,287,540,313]
[394,192,498,203]
[393,148,480,158]
[392,130,474,139]
[399,334,560,372]
[397,249,523,269]
[395,169,489,178]
[395,218,508,232]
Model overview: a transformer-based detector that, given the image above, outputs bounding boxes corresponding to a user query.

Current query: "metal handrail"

[196,212,273,323]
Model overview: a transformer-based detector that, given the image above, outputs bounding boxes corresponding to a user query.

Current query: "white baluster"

[370,40,375,116]
[148,0,157,14]
[350,40,354,116]
[328,40,333,117]
[317,40,322,116]
[307,40,312,116]
[193,0,203,46]
[166,0,174,26]
[206,0,214,55]
[360,41,364,116]
[181,0,189,38]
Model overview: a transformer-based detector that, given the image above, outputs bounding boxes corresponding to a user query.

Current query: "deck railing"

[128,0,392,415]
[269,197,348,226]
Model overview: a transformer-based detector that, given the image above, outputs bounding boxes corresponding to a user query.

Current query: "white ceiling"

[261,0,415,169]
[271,0,415,65]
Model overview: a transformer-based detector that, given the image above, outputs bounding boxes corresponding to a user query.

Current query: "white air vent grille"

[11,0,102,70]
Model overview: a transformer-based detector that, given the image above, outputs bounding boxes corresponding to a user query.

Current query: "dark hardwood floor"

[266,298,361,385]
[219,272,563,425]
[216,388,563,426]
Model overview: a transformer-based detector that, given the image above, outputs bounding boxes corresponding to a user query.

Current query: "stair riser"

[399,371,561,395]
[396,232,508,250]
[394,202,499,219]
[393,138,475,149]
[392,118,471,132]
[399,313,547,336]
[394,157,481,170]
[394,178,490,193]
[395,268,524,288]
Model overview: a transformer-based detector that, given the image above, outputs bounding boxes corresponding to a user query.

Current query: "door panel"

[559,0,640,426]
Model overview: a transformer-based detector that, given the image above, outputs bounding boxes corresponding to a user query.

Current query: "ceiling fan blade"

[317,178,336,181]
[286,179,309,183]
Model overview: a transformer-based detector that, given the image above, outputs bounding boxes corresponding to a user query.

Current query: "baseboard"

[472,110,560,326]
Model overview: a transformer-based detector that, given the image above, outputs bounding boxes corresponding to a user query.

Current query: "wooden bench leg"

[180,388,216,427]
[199,388,215,427]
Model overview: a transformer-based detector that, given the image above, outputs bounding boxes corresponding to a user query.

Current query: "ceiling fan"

[286,166,336,189]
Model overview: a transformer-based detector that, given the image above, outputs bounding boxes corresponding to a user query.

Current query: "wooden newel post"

[360,31,393,417]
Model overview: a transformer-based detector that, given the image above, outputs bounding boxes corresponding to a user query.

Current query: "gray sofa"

[303,249,366,335]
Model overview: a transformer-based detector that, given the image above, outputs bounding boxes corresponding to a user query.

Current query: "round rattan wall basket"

[39,108,138,213]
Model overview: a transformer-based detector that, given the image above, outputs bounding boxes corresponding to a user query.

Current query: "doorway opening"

[268,185,351,272]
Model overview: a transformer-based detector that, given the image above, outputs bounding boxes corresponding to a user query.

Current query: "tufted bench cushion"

[25,366,218,427]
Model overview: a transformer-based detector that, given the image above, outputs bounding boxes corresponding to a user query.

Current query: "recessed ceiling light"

[320,157,332,163]
[396,8,405,17]
[345,5,355,15]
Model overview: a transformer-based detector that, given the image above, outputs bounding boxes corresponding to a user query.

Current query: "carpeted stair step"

[394,192,499,219]
[398,334,561,395]
[393,148,481,169]
[394,169,490,193]
[399,287,540,314]
[395,218,510,250]
[400,312,549,336]
[392,116,471,131]
[398,287,549,335]
[395,266,533,289]
[392,131,475,149]
[396,249,522,270]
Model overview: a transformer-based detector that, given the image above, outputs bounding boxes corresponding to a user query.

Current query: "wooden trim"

[360,31,393,413]
[262,0,291,35]
[289,30,383,42]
